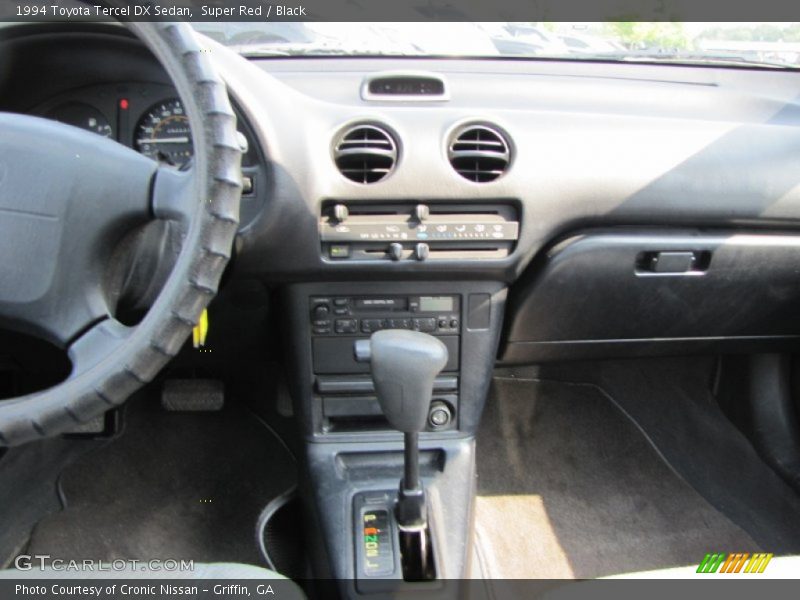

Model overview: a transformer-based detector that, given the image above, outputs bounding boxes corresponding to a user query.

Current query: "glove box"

[501,230,800,362]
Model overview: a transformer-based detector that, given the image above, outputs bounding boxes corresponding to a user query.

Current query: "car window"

[192,21,800,69]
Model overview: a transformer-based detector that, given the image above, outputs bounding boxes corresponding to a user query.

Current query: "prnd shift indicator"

[362,509,394,576]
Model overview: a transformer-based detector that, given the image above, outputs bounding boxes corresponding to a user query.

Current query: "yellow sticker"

[192,309,209,348]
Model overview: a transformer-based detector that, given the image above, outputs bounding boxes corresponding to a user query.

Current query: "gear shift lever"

[354,329,448,580]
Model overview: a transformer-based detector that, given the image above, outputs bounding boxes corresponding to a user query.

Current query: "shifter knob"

[354,330,448,433]
[355,330,446,577]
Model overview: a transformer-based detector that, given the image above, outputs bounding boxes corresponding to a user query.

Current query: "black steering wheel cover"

[0,22,242,446]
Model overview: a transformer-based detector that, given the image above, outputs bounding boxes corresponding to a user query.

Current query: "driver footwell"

[474,377,759,578]
[24,390,297,566]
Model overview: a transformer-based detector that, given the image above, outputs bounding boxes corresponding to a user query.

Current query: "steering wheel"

[0,22,242,446]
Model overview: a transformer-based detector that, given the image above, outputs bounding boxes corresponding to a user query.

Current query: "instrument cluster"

[32,81,266,231]
[34,82,257,170]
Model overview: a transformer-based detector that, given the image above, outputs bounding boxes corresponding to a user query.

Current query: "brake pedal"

[161,379,224,412]
[63,414,109,436]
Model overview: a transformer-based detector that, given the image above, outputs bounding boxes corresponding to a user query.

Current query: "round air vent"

[448,124,510,183]
[333,124,397,184]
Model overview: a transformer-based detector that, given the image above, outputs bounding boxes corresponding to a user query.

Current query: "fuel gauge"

[46,102,113,138]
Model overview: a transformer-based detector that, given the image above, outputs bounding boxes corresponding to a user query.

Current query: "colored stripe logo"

[697,553,773,574]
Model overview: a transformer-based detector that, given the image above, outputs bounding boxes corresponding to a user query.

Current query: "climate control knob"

[332,204,349,222]
[388,242,403,261]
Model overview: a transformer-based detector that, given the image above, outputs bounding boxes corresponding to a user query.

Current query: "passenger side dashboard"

[214,50,800,363]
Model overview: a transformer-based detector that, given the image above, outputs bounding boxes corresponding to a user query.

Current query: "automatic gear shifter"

[354,329,448,580]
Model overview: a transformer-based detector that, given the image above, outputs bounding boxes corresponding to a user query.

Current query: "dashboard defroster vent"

[333,124,397,184]
[448,125,510,183]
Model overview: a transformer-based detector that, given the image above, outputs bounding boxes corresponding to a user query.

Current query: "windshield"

[192,22,800,69]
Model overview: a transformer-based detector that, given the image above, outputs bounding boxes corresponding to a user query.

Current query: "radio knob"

[415,243,430,261]
[414,204,430,222]
[332,204,349,222]
[388,242,403,261]
[312,304,330,320]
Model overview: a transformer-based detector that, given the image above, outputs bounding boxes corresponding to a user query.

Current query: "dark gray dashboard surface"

[208,49,800,282]
[4,25,800,284]
[5,24,800,352]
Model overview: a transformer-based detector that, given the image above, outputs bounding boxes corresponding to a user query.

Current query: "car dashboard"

[5,21,800,409]
[4,21,800,586]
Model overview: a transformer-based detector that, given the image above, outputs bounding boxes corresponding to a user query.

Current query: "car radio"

[310,294,461,377]
[310,294,462,432]
[310,294,461,337]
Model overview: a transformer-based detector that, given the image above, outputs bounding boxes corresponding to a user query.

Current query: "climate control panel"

[319,202,519,262]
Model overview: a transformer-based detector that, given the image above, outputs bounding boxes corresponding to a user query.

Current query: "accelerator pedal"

[161,379,224,412]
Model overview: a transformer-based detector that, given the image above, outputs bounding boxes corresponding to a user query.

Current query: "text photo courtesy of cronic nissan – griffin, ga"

[13,583,283,597]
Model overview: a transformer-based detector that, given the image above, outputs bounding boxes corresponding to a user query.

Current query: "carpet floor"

[25,392,296,566]
[474,376,760,578]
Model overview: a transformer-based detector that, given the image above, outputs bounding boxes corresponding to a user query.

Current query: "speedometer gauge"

[134,98,193,167]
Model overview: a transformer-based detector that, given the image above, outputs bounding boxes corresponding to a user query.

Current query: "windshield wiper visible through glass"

[235,40,416,58]
[608,52,798,70]
[234,44,345,56]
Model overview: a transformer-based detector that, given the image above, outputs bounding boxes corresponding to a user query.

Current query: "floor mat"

[26,392,297,566]
[0,438,96,568]
[475,377,759,579]
[534,357,800,554]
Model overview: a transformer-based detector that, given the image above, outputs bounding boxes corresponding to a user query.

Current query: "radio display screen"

[355,298,408,311]
[419,296,454,312]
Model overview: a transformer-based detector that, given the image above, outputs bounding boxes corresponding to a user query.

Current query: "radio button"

[361,319,382,333]
[388,318,412,329]
[413,318,437,332]
[438,318,448,329]
[335,319,358,334]
[333,298,349,307]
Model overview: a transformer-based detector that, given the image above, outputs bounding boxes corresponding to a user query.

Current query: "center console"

[310,293,462,434]
[284,279,506,593]
[286,281,504,439]
[270,180,519,594]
